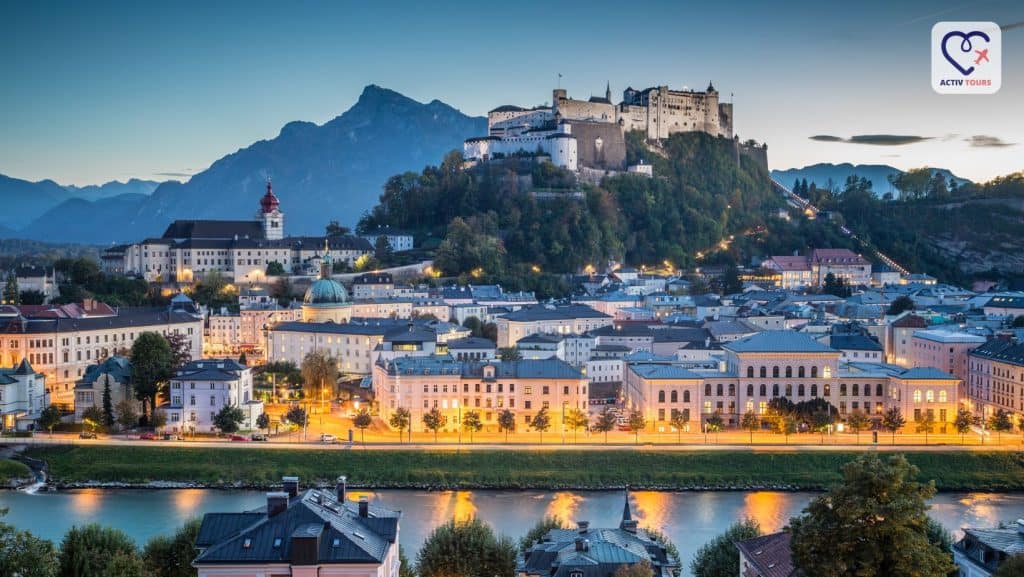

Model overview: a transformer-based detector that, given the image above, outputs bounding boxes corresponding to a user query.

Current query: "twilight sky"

[1,0,1022,185]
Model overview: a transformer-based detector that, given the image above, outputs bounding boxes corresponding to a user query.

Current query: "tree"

[19,289,45,305]
[423,407,445,442]
[846,410,871,443]
[213,405,245,434]
[129,332,173,420]
[399,546,415,577]
[518,517,567,552]
[115,399,138,433]
[916,410,937,444]
[498,347,522,361]
[325,220,351,237]
[164,332,192,372]
[462,316,484,338]
[481,322,498,343]
[81,406,105,431]
[593,407,617,444]
[886,295,915,316]
[705,412,724,443]
[775,413,798,443]
[462,410,483,443]
[626,409,646,444]
[531,407,552,443]
[690,518,761,577]
[789,454,956,577]
[389,407,411,443]
[881,407,905,444]
[614,561,653,577]
[38,405,62,435]
[415,518,516,577]
[740,410,759,444]
[988,409,1014,442]
[265,261,285,276]
[285,405,307,427]
[238,352,248,366]
[0,513,59,577]
[565,408,588,443]
[352,409,372,445]
[374,235,394,265]
[669,409,688,443]
[255,412,270,433]
[954,408,973,444]
[1013,315,1024,328]
[993,555,1024,577]
[101,379,114,427]
[3,274,20,304]
[720,264,743,295]
[149,409,167,431]
[59,524,142,577]
[497,409,515,442]
[300,351,339,407]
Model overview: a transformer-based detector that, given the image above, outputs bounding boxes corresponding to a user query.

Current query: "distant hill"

[10,85,486,244]
[63,178,162,201]
[770,163,971,198]
[0,174,162,231]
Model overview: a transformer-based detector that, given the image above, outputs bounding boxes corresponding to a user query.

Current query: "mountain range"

[0,85,485,245]
[0,175,162,231]
[770,163,971,197]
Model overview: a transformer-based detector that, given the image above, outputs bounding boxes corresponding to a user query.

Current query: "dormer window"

[273,538,282,548]
[243,538,252,549]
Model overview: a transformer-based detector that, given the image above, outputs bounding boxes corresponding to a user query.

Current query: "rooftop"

[723,331,836,354]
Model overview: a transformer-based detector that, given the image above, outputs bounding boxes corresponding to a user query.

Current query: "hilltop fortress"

[464,82,735,174]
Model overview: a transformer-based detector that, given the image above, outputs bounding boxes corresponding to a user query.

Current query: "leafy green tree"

[325,221,351,237]
[705,412,724,443]
[38,405,62,435]
[954,408,974,444]
[481,322,498,343]
[255,412,270,433]
[115,399,138,433]
[374,235,394,265]
[988,409,1014,442]
[285,405,307,427]
[213,405,245,434]
[690,518,761,577]
[916,410,936,444]
[101,551,146,577]
[462,410,483,443]
[881,407,905,444]
[614,561,653,577]
[301,351,339,406]
[498,347,522,361]
[462,316,484,337]
[518,517,567,553]
[886,295,915,316]
[593,407,617,444]
[399,546,415,577]
[415,518,516,577]
[626,409,646,444]
[497,409,515,442]
[149,409,167,431]
[0,512,58,577]
[720,264,743,295]
[19,289,45,305]
[353,409,373,445]
[81,406,105,431]
[423,407,445,442]
[669,409,688,443]
[164,332,192,372]
[993,555,1024,577]
[3,274,20,304]
[101,379,114,427]
[531,407,552,443]
[776,413,798,443]
[565,407,589,443]
[846,410,871,443]
[740,410,759,443]
[265,261,285,276]
[389,407,411,442]
[789,454,956,577]
[237,352,247,366]
[1012,315,1024,328]
[58,524,141,577]
[129,332,173,419]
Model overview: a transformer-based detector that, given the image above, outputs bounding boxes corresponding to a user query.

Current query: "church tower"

[258,178,284,240]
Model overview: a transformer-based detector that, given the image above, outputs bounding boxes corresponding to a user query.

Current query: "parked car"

[139,432,157,440]
[320,433,337,444]
[162,433,181,441]
[229,435,247,442]
[78,431,97,439]
[250,433,268,442]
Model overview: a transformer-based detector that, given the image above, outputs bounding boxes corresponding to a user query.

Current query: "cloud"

[807,134,932,146]
[1001,21,1024,32]
[966,135,1016,147]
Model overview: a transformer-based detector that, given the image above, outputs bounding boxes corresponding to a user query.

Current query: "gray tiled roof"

[628,364,703,380]
[77,356,132,387]
[829,334,883,351]
[723,331,836,354]
[0,309,199,335]
[735,532,799,577]
[503,305,610,322]
[897,367,957,380]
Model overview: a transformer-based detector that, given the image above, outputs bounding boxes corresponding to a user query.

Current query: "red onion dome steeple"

[259,178,280,214]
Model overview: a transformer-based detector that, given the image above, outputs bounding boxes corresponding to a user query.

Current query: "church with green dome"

[301,241,352,324]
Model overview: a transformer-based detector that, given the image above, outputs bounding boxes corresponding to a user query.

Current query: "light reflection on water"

[3,488,1024,577]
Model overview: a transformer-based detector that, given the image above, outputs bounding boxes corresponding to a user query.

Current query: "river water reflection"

[3,489,1023,576]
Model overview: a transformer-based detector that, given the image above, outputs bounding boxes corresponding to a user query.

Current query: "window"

[759,384,766,396]
[876,383,884,396]
[658,390,666,403]
[716,383,723,396]
[799,366,806,378]
[811,366,818,378]
[759,366,767,378]
[683,390,690,402]
[925,390,934,403]
[670,390,678,403]
[852,383,860,396]
[746,384,753,396]
[939,390,947,402]
[785,384,792,396]
[747,367,754,378]
[913,390,922,402]
[772,384,779,397]
[705,383,712,396]
[785,366,793,378]
[772,366,779,378]
[703,400,712,414]
[840,383,847,396]
[542,386,550,395]
[810,384,818,396]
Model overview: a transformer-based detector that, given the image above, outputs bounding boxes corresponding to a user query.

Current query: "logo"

[932,22,1001,94]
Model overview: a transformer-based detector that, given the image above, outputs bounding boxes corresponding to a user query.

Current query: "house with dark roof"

[164,358,259,434]
[518,493,679,577]
[194,476,400,577]
[74,356,136,421]
[736,532,800,577]
[953,518,1024,577]
[0,358,47,431]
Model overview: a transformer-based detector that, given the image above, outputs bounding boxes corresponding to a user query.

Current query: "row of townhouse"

[966,335,1024,421]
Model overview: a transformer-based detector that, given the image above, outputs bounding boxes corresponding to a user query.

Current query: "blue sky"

[1,0,1022,185]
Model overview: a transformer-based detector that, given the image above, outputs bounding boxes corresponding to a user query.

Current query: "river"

[2,489,1023,575]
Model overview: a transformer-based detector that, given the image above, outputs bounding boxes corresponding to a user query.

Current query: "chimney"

[575,537,586,552]
[336,475,347,503]
[358,496,369,517]
[577,521,589,534]
[266,492,289,517]
[282,476,299,497]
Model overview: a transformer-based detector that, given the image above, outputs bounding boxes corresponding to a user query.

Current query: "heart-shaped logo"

[941,30,990,76]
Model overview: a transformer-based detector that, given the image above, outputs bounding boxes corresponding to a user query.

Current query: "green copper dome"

[303,277,349,305]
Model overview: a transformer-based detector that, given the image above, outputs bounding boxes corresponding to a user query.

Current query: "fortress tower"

[258,178,284,240]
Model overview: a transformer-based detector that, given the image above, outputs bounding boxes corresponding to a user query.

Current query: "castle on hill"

[464,82,734,173]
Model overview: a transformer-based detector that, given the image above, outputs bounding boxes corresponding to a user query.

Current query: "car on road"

[139,432,157,440]
[250,433,268,441]
[78,431,97,439]
[320,433,337,444]
[229,435,247,442]
[162,433,181,441]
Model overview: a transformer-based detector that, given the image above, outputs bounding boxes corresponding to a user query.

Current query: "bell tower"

[258,178,284,240]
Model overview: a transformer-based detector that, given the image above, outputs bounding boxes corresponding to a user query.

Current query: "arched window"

[798,366,806,378]
[772,366,780,378]
[852,383,860,396]
[810,384,818,396]
[925,390,934,403]
[939,390,947,402]
[747,366,754,378]
[658,390,666,403]
[705,383,712,396]
[760,366,767,378]
[683,390,690,403]
[670,390,678,403]
[785,366,793,378]
[913,389,922,402]
[824,383,831,396]
[785,384,792,396]
[798,384,806,396]
[823,366,832,378]
[772,384,779,397]
[716,383,723,396]
[876,383,884,397]
[759,384,767,396]
[839,383,847,396]
[728,383,736,396]
[811,366,818,378]
[746,384,754,396]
